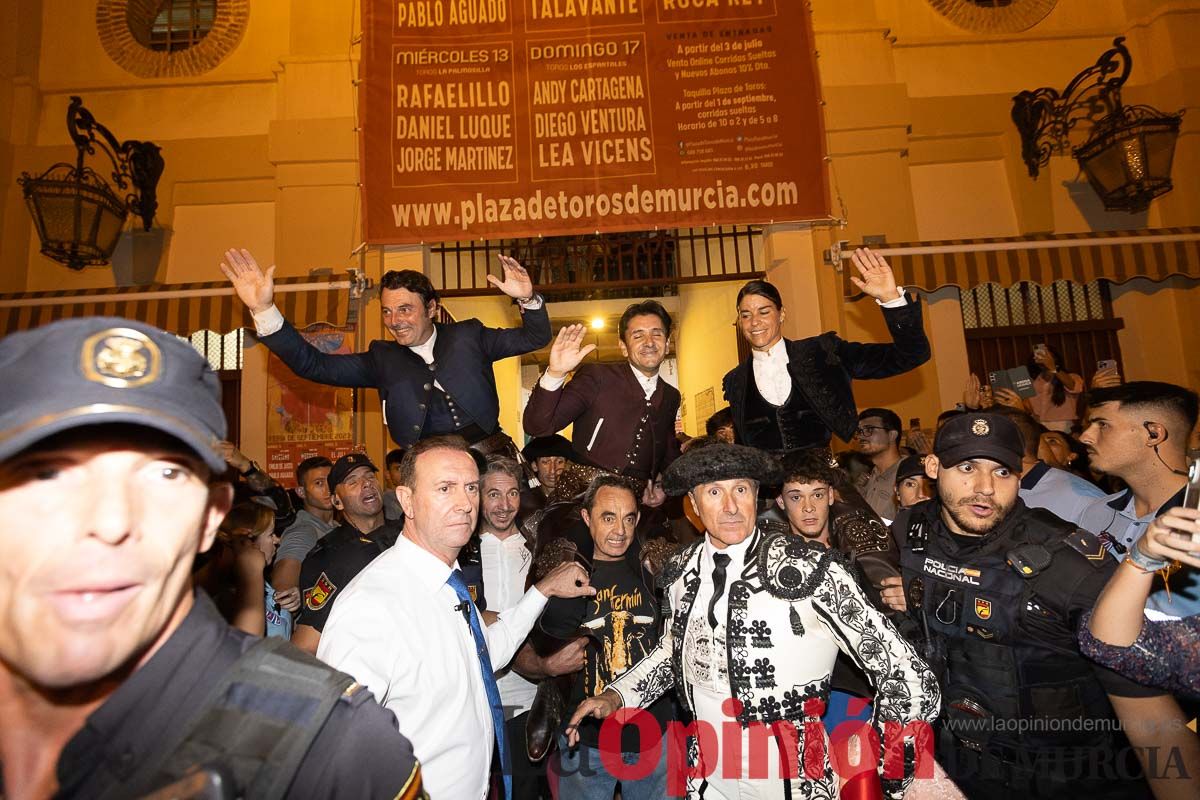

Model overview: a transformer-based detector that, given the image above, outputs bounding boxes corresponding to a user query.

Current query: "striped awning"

[0,273,363,337]
[840,227,1200,297]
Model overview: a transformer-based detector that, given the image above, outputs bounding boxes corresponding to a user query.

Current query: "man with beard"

[523,300,680,505]
[222,249,550,453]
[853,408,904,520]
[477,456,588,798]
[295,453,399,653]
[567,443,938,800]
[885,412,1166,800]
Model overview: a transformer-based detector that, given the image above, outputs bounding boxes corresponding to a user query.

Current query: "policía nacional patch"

[304,572,337,610]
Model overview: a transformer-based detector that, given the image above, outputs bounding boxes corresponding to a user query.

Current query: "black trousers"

[493,711,549,800]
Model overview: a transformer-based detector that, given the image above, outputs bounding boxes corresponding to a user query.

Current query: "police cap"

[932,412,1024,473]
[0,317,227,471]
[328,452,378,492]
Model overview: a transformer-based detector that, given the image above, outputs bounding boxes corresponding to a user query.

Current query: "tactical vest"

[118,637,364,800]
[897,506,1116,754]
[742,373,831,452]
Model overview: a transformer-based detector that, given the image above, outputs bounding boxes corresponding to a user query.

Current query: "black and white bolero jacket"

[607,529,941,799]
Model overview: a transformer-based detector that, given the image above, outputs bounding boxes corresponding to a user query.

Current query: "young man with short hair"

[272,455,336,598]
[383,446,406,520]
[885,412,1193,799]
[853,407,904,520]
[1079,381,1200,617]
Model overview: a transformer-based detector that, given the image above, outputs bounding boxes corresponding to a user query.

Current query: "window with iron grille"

[183,329,243,371]
[144,0,216,53]
[960,280,1110,329]
[960,280,1124,385]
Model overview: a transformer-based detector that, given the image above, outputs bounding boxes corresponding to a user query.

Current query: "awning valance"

[0,273,363,338]
[839,227,1200,297]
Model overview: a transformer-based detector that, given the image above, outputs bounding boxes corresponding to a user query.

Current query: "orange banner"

[360,0,829,243]
[265,325,359,488]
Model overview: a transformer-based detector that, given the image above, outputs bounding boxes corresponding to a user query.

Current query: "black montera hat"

[522,434,574,463]
[0,317,227,471]
[932,413,1024,473]
[662,442,782,496]
[329,452,378,492]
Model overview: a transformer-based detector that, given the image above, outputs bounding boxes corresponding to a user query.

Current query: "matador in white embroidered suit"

[568,443,941,800]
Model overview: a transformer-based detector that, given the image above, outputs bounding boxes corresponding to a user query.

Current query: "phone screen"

[1184,459,1200,510]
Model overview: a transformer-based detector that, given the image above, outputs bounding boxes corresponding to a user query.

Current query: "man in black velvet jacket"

[221,249,550,449]
[723,248,930,453]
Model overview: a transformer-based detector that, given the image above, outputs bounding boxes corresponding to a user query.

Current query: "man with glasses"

[853,407,904,520]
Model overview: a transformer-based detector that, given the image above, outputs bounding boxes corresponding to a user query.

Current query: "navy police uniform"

[0,317,426,800]
[300,519,402,632]
[895,414,1158,799]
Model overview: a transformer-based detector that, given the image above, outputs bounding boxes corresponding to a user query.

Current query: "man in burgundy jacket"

[523,300,680,505]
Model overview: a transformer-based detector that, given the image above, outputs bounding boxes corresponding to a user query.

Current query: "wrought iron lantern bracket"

[17,96,163,270]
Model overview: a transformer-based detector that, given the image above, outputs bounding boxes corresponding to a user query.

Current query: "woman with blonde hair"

[196,500,300,637]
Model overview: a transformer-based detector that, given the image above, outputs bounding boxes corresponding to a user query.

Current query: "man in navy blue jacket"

[222,249,551,449]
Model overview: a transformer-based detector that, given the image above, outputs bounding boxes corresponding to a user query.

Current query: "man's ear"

[425,299,438,320]
[1143,421,1167,445]
[924,454,941,481]
[200,482,236,554]
[889,429,900,445]
[775,495,785,510]
[618,338,630,360]
[331,491,344,511]
[295,485,307,501]
[397,485,414,519]
[580,507,591,528]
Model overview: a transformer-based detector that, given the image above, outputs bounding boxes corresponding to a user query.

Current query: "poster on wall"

[360,0,829,244]
[265,325,359,488]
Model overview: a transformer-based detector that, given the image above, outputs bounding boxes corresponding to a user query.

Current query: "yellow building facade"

[2,0,1198,467]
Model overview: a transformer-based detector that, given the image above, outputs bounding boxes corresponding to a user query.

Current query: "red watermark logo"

[586,698,935,795]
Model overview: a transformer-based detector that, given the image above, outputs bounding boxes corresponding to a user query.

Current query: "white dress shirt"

[748,290,909,407]
[318,533,549,800]
[479,530,539,717]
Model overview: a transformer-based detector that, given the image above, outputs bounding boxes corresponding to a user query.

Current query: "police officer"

[0,317,424,799]
[885,412,1160,799]
[295,452,401,653]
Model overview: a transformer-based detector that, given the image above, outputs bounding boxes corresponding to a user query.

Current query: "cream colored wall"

[675,281,742,437]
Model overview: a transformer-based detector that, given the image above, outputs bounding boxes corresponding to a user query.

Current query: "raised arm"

[221,248,378,388]
[523,329,600,436]
[477,255,552,360]
[837,248,931,380]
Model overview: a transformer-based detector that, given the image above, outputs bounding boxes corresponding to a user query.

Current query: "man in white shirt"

[317,435,594,800]
[476,455,587,797]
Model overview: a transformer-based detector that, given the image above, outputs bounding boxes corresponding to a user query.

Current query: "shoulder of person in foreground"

[290,677,426,799]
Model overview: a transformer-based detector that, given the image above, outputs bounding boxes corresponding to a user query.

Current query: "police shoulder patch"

[304,572,338,610]
[1063,529,1109,568]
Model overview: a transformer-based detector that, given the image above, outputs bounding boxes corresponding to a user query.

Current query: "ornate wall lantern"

[1012,37,1182,213]
[18,96,163,270]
